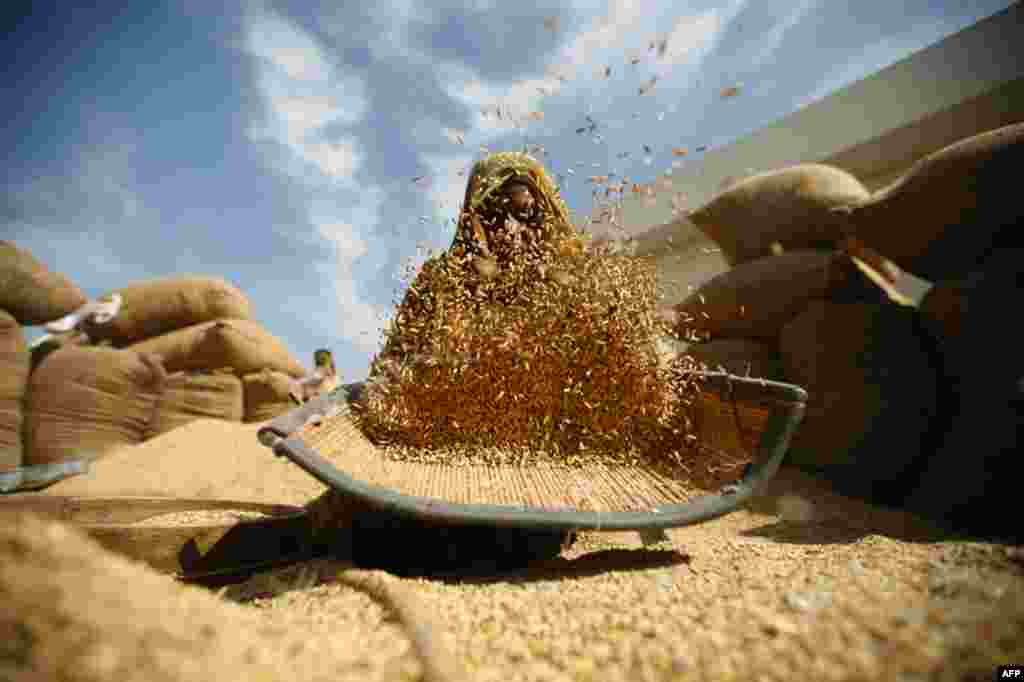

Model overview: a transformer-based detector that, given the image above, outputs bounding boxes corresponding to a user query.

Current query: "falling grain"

[353,153,737,481]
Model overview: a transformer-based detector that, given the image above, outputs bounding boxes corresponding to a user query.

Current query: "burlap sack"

[934,249,1021,391]
[688,164,870,266]
[685,338,783,380]
[904,385,1021,541]
[23,347,166,468]
[81,276,253,347]
[843,123,1024,281]
[903,250,1023,541]
[28,329,91,374]
[147,370,244,438]
[779,301,940,505]
[242,370,295,423]
[0,310,28,480]
[129,319,306,378]
[674,250,889,341]
[917,280,965,347]
[0,241,88,325]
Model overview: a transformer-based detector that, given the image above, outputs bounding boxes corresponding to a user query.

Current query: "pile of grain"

[356,234,710,469]
[42,418,326,504]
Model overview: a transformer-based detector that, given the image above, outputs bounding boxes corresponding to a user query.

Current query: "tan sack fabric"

[917,247,1023,391]
[688,164,870,266]
[0,241,88,325]
[843,123,1024,281]
[0,310,28,481]
[685,338,783,380]
[917,280,965,347]
[242,370,295,423]
[129,319,306,378]
[82,276,253,347]
[779,301,940,504]
[0,515,305,682]
[147,370,244,438]
[905,387,1021,542]
[674,250,889,341]
[904,248,1023,541]
[28,329,91,374]
[24,347,166,468]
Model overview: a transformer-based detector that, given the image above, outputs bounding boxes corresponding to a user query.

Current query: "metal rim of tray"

[257,371,807,532]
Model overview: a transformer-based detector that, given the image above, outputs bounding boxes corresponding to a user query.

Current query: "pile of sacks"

[672,122,1022,540]
[1,241,308,493]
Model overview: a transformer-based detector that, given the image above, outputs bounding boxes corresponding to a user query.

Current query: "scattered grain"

[128,509,274,527]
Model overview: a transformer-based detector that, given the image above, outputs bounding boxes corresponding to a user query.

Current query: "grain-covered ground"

[6,419,1023,682]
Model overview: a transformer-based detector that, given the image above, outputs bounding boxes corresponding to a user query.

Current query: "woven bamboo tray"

[258,371,806,532]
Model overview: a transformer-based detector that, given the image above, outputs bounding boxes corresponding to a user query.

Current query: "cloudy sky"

[2,0,1012,380]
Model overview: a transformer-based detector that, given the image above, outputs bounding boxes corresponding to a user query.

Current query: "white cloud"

[560,0,742,81]
[420,151,475,248]
[238,0,747,365]
[6,139,153,241]
[440,63,562,136]
[561,0,647,71]
[301,139,364,179]
[422,1,741,155]
[658,7,727,73]
[313,215,387,354]
[746,0,821,69]
[243,9,368,183]
[15,228,127,281]
[243,6,387,355]
[316,221,368,262]
[242,9,334,82]
[353,0,436,64]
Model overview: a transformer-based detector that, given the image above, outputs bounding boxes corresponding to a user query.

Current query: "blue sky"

[2,0,1013,381]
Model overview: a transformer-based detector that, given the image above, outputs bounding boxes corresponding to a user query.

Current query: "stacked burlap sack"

[674,122,1022,540]
[1,245,307,492]
[906,248,1022,541]
[2,241,89,491]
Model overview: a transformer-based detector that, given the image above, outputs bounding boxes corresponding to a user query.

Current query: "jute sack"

[129,319,306,378]
[0,241,88,325]
[685,338,783,380]
[779,301,940,505]
[28,329,91,374]
[242,370,295,423]
[688,164,870,266]
[0,515,294,682]
[0,310,28,485]
[918,248,1023,382]
[842,123,1024,281]
[674,250,890,341]
[903,250,1023,541]
[917,279,965,348]
[925,248,1023,394]
[23,347,166,471]
[904,388,1022,542]
[82,276,253,347]
[147,370,244,438]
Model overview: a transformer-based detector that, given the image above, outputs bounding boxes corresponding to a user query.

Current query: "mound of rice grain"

[357,242,706,469]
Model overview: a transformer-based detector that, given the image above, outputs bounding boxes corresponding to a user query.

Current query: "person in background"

[290,349,338,405]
